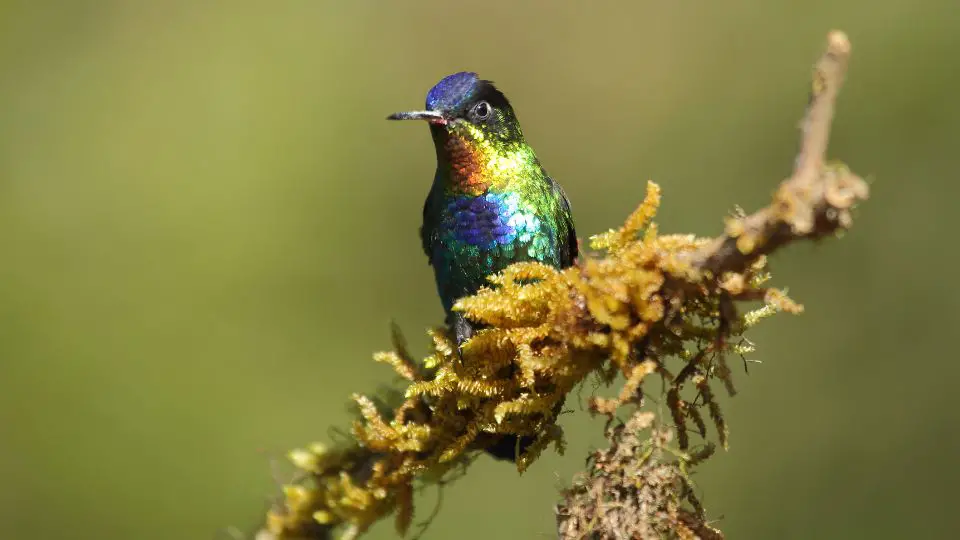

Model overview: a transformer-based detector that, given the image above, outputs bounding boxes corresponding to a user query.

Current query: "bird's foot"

[451,313,475,359]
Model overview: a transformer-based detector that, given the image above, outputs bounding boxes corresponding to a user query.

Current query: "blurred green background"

[2,1,958,539]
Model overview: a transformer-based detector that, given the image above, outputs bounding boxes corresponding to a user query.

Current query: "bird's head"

[388,72,525,149]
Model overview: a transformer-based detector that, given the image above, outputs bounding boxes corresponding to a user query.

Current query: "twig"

[691,31,867,278]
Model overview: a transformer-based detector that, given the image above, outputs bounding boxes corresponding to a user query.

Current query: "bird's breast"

[426,187,567,311]
[435,190,560,276]
[442,192,542,248]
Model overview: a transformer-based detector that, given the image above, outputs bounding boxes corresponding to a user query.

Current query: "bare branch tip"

[827,30,851,56]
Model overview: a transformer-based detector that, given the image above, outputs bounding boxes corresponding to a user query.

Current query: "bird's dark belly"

[431,191,559,311]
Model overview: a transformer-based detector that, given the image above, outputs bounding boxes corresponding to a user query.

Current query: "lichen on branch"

[256,31,866,540]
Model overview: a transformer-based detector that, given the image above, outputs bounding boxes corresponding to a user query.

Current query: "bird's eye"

[472,101,491,120]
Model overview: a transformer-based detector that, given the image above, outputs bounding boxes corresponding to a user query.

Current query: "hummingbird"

[388,71,578,347]
[388,72,578,462]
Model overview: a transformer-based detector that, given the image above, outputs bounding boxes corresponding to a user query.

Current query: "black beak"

[386,110,447,125]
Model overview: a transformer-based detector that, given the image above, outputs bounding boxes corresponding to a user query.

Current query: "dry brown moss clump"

[556,411,722,540]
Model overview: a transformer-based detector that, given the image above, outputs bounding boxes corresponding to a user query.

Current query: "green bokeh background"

[2,2,958,539]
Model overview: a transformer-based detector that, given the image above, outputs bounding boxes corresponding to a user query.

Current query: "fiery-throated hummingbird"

[389,71,578,345]
[388,72,578,462]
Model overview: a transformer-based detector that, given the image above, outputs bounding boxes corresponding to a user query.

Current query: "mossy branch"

[251,31,866,540]
[558,30,862,540]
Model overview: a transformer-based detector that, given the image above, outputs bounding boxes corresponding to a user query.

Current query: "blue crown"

[425,72,479,111]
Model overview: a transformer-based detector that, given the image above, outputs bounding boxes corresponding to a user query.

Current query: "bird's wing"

[551,178,579,267]
[420,191,438,261]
